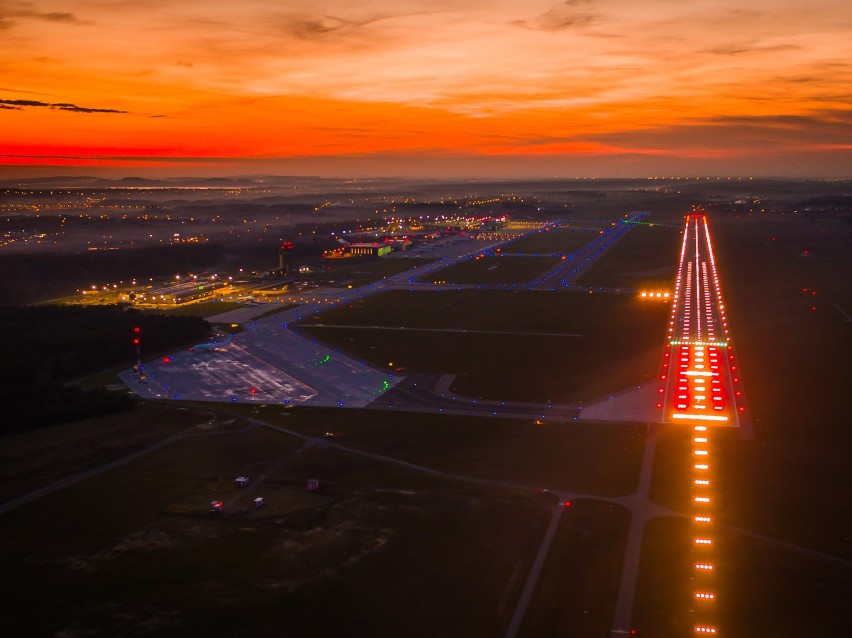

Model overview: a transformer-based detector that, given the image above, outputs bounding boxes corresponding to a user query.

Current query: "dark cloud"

[0,1,90,28]
[0,98,127,114]
[585,111,852,151]
[513,0,599,32]
[0,103,21,109]
[272,13,389,41]
[705,43,802,56]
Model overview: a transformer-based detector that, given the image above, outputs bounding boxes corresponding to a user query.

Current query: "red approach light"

[133,326,141,333]
[133,338,140,345]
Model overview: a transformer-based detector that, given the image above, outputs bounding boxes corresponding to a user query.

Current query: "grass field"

[422,255,561,285]
[301,289,668,402]
[224,405,646,496]
[518,500,631,637]
[577,223,682,288]
[501,227,604,255]
[0,403,208,502]
[0,414,558,637]
[631,517,851,637]
[326,256,432,286]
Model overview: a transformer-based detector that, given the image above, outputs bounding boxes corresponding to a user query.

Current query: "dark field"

[225,405,646,497]
[0,412,559,638]
[300,289,668,402]
[0,403,208,502]
[327,256,432,286]
[422,255,561,285]
[577,222,682,289]
[632,517,851,638]
[518,500,631,637]
[501,227,603,255]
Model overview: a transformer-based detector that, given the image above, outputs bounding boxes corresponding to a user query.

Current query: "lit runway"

[653,212,746,636]
[658,213,748,428]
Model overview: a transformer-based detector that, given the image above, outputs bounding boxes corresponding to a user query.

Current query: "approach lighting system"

[656,212,741,636]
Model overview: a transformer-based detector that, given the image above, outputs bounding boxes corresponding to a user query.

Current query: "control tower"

[278,241,294,275]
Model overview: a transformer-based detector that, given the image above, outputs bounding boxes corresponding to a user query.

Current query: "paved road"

[505,502,566,638]
[0,414,250,516]
[610,424,661,637]
[370,374,583,422]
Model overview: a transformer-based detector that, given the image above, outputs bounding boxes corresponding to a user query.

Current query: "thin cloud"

[512,0,600,32]
[705,43,802,56]
[0,1,91,28]
[0,98,127,114]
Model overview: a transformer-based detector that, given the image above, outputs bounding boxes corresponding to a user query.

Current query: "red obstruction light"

[564,500,571,507]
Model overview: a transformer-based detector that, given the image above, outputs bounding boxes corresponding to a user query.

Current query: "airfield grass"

[326,256,432,286]
[518,500,631,638]
[0,420,557,638]
[501,227,603,255]
[423,255,561,285]
[227,405,646,497]
[649,426,851,558]
[0,402,209,503]
[577,223,682,289]
[647,213,852,559]
[301,289,668,403]
[631,517,851,638]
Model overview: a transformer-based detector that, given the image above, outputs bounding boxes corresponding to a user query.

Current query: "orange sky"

[1,0,850,177]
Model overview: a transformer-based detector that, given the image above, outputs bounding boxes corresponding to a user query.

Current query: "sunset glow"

[1,0,850,177]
